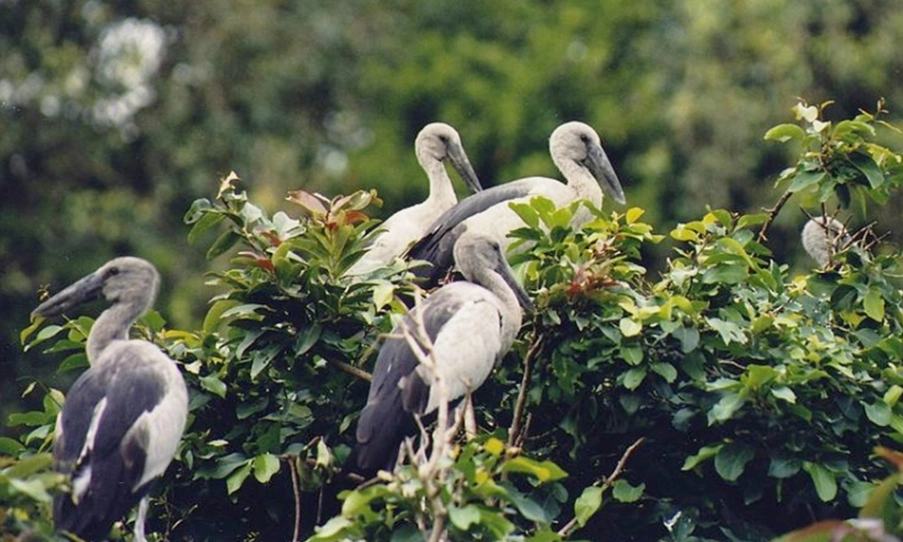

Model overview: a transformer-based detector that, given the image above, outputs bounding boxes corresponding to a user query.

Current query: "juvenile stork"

[355,231,534,471]
[33,257,188,542]
[802,216,850,267]
[406,121,625,287]
[347,122,483,275]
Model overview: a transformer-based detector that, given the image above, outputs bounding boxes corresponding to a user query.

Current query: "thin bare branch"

[288,457,302,542]
[558,437,646,538]
[507,334,544,448]
[758,188,793,243]
[325,357,371,382]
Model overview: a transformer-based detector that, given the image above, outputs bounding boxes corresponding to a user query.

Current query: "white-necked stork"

[355,231,533,471]
[801,216,850,267]
[406,121,625,287]
[33,257,188,542]
[347,122,483,275]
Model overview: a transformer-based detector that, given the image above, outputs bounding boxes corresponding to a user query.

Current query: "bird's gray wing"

[405,180,535,287]
[355,289,468,471]
[53,359,167,540]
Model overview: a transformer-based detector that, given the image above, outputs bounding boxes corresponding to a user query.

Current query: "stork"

[802,216,850,267]
[355,231,534,471]
[347,122,483,275]
[33,257,188,542]
[405,121,625,287]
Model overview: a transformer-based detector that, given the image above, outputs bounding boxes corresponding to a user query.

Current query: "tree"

[6,101,903,541]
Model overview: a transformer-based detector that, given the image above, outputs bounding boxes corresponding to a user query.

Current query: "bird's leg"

[462,394,477,440]
[134,496,149,542]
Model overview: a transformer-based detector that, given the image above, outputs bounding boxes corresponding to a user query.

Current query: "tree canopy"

[6,1,903,541]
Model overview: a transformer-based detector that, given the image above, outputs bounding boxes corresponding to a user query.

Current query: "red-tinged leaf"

[344,211,369,225]
[259,230,283,247]
[771,520,850,542]
[286,190,327,215]
[875,447,903,472]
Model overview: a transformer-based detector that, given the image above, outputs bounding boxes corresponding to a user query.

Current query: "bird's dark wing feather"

[405,180,535,287]
[355,288,469,472]
[53,357,167,540]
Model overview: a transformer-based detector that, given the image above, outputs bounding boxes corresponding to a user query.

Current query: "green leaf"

[574,486,603,527]
[621,367,647,391]
[449,504,481,531]
[501,457,567,482]
[708,391,747,423]
[252,453,281,484]
[864,401,892,427]
[788,169,826,192]
[705,317,747,345]
[199,374,227,398]
[714,443,755,482]
[764,123,806,143]
[863,289,885,322]
[612,479,644,503]
[650,362,677,383]
[682,444,723,471]
[619,317,642,337]
[767,456,801,478]
[207,230,240,260]
[803,462,838,502]
[226,462,253,494]
[850,151,885,189]
[771,386,797,404]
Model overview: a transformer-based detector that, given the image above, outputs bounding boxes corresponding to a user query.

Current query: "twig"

[757,189,793,243]
[326,358,371,382]
[557,437,646,538]
[397,292,453,542]
[288,456,302,542]
[507,334,544,448]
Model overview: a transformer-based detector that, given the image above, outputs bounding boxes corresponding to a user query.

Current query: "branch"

[288,457,302,542]
[558,437,646,538]
[507,334,544,448]
[757,188,793,243]
[326,357,371,382]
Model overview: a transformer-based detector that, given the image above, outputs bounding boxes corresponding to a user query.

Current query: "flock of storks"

[31,121,845,541]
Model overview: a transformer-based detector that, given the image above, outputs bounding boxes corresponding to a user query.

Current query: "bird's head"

[454,231,534,312]
[416,122,483,194]
[549,121,626,205]
[33,257,160,319]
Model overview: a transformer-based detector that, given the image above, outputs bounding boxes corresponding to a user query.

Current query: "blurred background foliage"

[4,0,903,443]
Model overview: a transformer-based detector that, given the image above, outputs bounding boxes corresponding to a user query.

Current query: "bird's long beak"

[33,270,105,318]
[496,258,535,312]
[446,143,483,194]
[584,144,626,205]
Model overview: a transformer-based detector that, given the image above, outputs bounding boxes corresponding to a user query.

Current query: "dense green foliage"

[8,0,903,427]
[6,103,903,541]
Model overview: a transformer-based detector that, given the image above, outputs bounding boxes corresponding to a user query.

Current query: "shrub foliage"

[6,101,903,541]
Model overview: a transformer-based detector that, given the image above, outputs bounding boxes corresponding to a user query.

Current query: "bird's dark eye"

[579,134,590,143]
[439,134,449,143]
[107,267,120,277]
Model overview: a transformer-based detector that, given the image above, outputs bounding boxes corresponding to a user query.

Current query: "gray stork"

[405,121,625,287]
[347,122,483,275]
[802,216,850,267]
[355,231,534,471]
[33,257,188,542]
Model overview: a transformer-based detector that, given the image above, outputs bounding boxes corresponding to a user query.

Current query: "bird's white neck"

[557,159,603,206]
[87,302,142,364]
[422,160,457,209]
[476,270,523,353]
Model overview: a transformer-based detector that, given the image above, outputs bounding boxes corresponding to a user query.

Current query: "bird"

[346,122,483,275]
[801,216,850,267]
[32,257,188,542]
[355,231,534,472]
[405,121,625,288]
